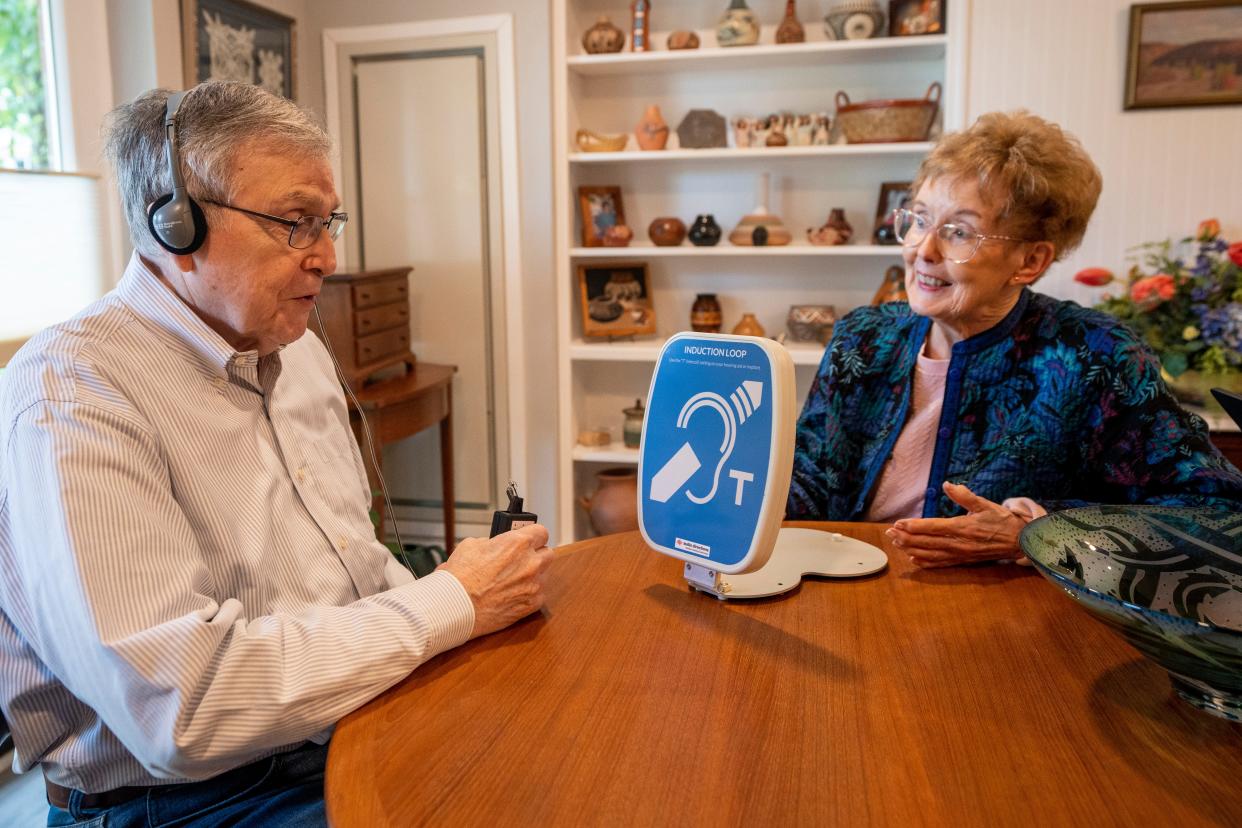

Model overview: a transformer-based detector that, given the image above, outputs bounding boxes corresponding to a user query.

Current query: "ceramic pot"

[787,304,836,343]
[635,105,670,151]
[688,215,722,246]
[648,217,687,246]
[691,293,722,332]
[871,265,908,305]
[732,313,765,337]
[717,0,760,47]
[622,399,646,448]
[807,208,854,246]
[667,30,700,50]
[824,0,885,40]
[630,0,652,52]
[602,224,633,247]
[579,467,639,535]
[582,16,625,54]
[776,0,806,43]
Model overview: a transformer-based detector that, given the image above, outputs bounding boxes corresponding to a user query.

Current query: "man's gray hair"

[104,81,331,258]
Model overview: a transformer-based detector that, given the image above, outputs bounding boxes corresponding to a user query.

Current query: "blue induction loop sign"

[638,333,796,574]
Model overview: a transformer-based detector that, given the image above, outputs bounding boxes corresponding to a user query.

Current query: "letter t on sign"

[729,469,755,505]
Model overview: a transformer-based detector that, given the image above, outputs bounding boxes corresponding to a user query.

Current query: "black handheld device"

[490,482,537,537]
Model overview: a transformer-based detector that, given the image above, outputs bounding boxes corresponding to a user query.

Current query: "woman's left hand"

[885,481,1027,568]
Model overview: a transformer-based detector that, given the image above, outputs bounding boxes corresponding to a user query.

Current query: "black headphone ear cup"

[147,193,208,255]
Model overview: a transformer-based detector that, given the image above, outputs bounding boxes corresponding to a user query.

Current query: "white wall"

[303,0,557,536]
[966,0,1242,305]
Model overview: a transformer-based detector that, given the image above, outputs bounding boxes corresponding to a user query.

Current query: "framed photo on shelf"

[577,186,625,247]
[888,0,946,36]
[181,0,296,99]
[872,181,912,244]
[577,262,657,338]
[1124,1,1242,110]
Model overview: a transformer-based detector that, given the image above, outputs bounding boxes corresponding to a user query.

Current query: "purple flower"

[1200,302,1242,360]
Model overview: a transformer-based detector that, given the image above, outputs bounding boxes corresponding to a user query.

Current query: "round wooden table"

[326,522,1242,825]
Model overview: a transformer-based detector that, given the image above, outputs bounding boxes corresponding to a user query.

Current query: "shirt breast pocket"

[308,439,373,530]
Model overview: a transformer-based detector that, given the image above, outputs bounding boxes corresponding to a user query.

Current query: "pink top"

[864,345,950,522]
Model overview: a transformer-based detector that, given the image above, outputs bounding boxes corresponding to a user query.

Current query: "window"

[1,0,110,364]
[0,0,58,170]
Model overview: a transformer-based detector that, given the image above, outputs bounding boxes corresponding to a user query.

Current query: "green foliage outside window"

[0,0,49,170]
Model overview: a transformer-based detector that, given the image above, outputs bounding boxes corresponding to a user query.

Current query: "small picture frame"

[1124,1,1242,110]
[873,181,912,244]
[577,186,625,247]
[577,262,657,338]
[888,0,946,36]
[181,0,296,99]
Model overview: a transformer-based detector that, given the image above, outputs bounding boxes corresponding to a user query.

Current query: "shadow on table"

[642,583,860,681]
[899,561,1039,587]
[1089,658,1242,824]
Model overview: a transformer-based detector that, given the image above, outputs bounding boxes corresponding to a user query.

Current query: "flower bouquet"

[1076,219,1242,411]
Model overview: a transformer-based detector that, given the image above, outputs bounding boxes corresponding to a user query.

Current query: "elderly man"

[0,81,551,826]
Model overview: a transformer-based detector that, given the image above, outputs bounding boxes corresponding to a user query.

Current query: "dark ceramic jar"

[688,214,722,246]
[691,293,722,332]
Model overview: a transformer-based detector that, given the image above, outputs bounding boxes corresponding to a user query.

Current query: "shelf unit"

[553,0,970,543]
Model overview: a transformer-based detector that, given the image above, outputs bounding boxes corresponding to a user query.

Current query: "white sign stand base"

[684,527,888,600]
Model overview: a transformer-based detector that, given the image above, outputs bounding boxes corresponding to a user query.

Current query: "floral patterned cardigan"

[786,289,1242,521]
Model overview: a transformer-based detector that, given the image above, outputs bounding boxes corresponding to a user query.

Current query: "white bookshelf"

[569,143,934,163]
[553,0,970,543]
[571,242,905,258]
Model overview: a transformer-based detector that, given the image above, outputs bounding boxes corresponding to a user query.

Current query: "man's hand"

[885,482,1026,568]
[439,524,554,639]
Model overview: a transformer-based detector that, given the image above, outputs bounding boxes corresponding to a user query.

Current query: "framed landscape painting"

[1125,1,1242,109]
[182,0,296,99]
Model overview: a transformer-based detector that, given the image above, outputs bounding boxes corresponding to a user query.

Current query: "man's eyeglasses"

[204,200,348,250]
[891,207,1028,264]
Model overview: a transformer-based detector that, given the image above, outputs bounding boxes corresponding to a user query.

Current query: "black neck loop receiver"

[147,90,208,255]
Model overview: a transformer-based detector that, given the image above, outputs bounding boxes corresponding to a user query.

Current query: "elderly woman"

[786,111,1242,567]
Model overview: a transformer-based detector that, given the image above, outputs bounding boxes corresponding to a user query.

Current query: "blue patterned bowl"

[1020,505,1242,721]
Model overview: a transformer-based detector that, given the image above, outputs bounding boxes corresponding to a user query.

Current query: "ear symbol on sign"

[648,381,764,504]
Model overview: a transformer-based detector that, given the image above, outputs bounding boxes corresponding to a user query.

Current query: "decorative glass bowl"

[1020,504,1242,721]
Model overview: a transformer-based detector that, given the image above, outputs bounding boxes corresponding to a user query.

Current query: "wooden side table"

[348,363,457,550]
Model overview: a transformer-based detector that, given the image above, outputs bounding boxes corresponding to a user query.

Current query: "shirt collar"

[114,252,261,382]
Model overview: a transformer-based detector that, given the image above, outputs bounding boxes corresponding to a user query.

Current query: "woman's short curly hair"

[912,111,1102,260]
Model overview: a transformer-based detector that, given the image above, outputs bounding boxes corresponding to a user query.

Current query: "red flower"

[1073,267,1113,287]
[1229,241,1242,268]
[1131,273,1176,305]
[1197,218,1221,241]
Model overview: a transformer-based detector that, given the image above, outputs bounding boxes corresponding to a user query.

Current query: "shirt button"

[937,427,950,439]
[926,487,937,499]
[337,537,348,552]
[295,468,306,483]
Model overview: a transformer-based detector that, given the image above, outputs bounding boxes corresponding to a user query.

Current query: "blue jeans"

[46,742,327,827]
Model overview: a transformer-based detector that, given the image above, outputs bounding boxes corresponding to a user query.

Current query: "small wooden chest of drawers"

[316,267,417,390]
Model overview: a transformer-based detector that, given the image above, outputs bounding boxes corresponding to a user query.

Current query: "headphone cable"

[313,305,418,576]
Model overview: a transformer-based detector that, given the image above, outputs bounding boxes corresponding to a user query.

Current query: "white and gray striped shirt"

[0,254,474,792]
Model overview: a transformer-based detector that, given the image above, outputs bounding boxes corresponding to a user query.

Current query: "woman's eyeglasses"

[204,200,348,250]
[891,207,1027,264]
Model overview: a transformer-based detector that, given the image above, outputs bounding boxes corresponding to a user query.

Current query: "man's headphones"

[147,90,208,255]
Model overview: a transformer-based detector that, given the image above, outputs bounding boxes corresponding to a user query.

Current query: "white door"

[328,26,515,544]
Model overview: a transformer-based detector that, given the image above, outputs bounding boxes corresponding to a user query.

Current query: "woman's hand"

[885,481,1027,568]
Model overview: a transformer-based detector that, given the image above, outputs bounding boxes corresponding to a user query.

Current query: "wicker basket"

[834,82,941,144]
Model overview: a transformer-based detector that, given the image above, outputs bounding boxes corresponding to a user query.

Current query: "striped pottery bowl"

[1020,504,1242,721]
